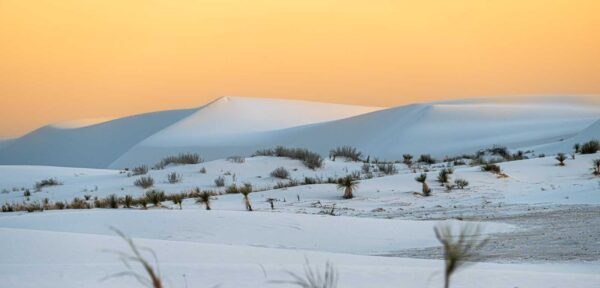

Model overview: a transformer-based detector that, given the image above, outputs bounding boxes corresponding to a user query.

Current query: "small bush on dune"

[226,184,239,194]
[271,167,290,179]
[329,146,362,161]
[166,172,182,184]
[454,179,469,189]
[377,163,397,175]
[481,163,502,174]
[555,153,567,166]
[437,168,453,185]
[214,176,225,187]
[254,146,323,169]
[170,194,183,210]
[35,178,62,190]
[130,165,148,176]
[134,176,154,189]
[199,167,207,174]
[580,140,599,154]
[573,143,581,153]
[107,194,119,209]
[23,190,31,197]
[154,153,202,169]
[227,156,245,163]
[361,163,371,173]
[145,190,166,207]
[123,195,134,208]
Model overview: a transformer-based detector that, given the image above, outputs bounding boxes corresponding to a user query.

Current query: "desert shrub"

[54,201,66,210]
[481,163,502,174]
[573,143,581,153]
[25,202,43,213]
[166,172,182,184]
[199,167,207,174]
[226,156,245,163]
[361,163,371,173]
[240,183,253,211]
[134,176,154,189]
[580,140,600,154]
[23,190,31,197]
[377,163,397,175]
[225,184,239,194]
[403,154,413,165]
[304,177,319,185]
[145,190,166,206]
[437,169,452,185]
[555,153,567,166]
[329,146,362,161]
[454,179,469,189]
[68,197,88,209]
[154,153,201,169]
[593,159,600,176]
[511,150,526,161]
[130,165,148,176]
[137,197,148,209]
[270,167,290,179]
[35,178,62,190]
[254,146,323,169]
[418,154,436,164]
[107,194,119,209]
[214,176,225,187]
[124,195,134,208]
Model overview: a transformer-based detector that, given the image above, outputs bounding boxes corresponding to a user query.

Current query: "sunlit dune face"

[0,0,599,137]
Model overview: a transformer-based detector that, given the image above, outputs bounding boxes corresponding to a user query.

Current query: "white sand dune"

[1,95,598,169]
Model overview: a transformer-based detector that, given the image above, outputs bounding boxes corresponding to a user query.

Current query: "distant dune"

[1,95,598,169]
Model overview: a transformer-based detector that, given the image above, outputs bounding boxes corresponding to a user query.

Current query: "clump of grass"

[23,190,31,197]
[271,260,339,288]
[170,194,183,210]
[214,176,225,187]
[377,163,397,175]
[107,228,164,288]
[145,190,166,207]
[573,143,581,153]
[35,178,62,190]
[434,223,489,288]
[329,146,362,161]
[415,173,431,196]
[199,167,207,174]
[454,179,469,189]
[555,153,567,166]
[134,176,154,189]
[580,140,599,154]
[154,153,202,169]
[130,165,148,176]
[437,168,453,185]
[227,156,245,163]
[123,195,134,208]
[337,175,359,199]
[254,146,323,169]
[68,197,88,209]
[166,172,181,184]
[225,184,239,194]
[481,163,502,174]
[271,167,290,179]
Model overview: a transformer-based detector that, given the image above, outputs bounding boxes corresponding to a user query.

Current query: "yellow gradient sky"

[1,0,599,137]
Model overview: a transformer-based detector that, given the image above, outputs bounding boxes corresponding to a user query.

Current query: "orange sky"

[1,0,599,138]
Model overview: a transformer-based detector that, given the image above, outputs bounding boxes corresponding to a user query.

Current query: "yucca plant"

[171,194,183,210]
[145,190,165,207]
[593,159,600,176]
[239,183,253,211]
[437,169,451,185]
[166,172,181,184]
[107,194,119,209]
[196,191,212,210]
[214,176,225,187]
[415,173,431,196]
[336,175,358,199]
[123,195,134,208]
[403,154,413,165]
[434,223,489,288]
[555,153,567,166]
